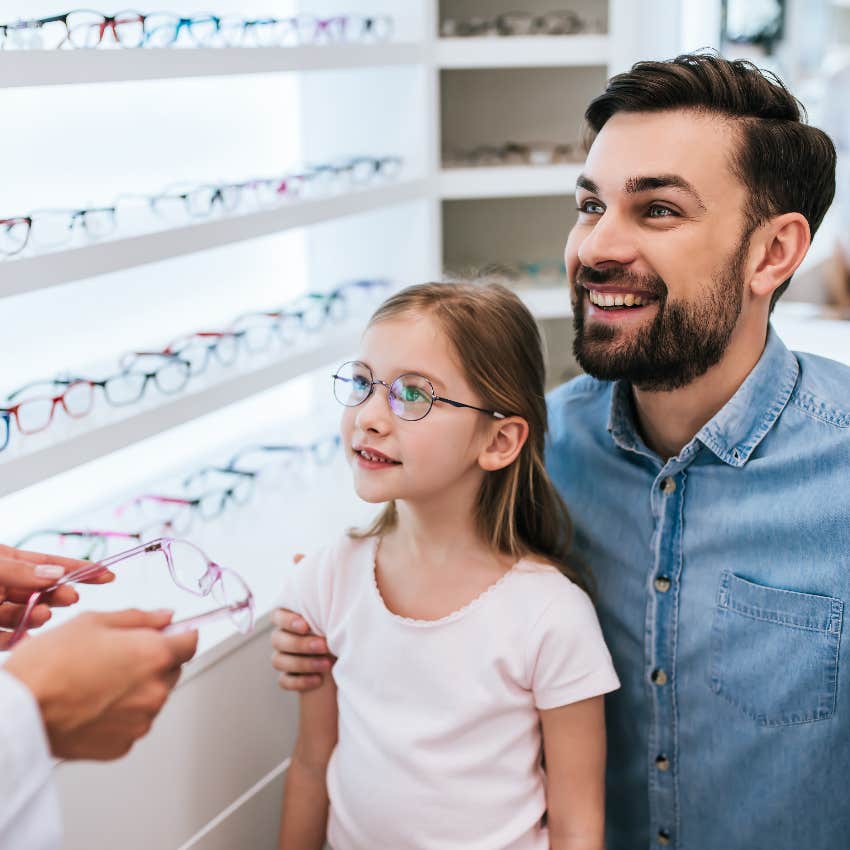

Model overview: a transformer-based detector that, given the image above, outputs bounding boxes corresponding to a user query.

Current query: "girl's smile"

[353,445,402,469]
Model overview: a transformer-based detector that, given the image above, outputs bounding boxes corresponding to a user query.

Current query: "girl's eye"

[401,386,426,403]
[577,199,604,215]
[648,204,676,218]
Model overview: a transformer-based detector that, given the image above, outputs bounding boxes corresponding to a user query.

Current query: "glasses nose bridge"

[371,377,394,397]
[353,376,394,427]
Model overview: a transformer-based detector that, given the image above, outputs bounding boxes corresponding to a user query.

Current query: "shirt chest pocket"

[709,570,843,727]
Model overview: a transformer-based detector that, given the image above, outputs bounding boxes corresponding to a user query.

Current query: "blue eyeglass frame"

[332,361,506,422]
[0,411,10,452]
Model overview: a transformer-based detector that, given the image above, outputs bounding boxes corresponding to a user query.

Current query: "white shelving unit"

[436,33,610,68]
[0,43,427,87]
[515,284,573,320]
[0,6,440,846]
[0,325,361,497]
[1,179,428,296]
[439,163,582,199]
[436,0,620,381]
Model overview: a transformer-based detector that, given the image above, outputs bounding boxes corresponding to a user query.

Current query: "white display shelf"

[439,163,582,199]
[436,34,609,69]
[0,179,428,298]
[0,43,427,88]
[513,284,573,320]
[0,326,360,497]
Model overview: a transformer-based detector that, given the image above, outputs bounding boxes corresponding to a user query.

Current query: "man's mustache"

[575,265,667,298]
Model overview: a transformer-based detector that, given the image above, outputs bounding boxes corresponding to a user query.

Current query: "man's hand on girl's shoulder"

[270,607,333,692]
[271,553,333,693]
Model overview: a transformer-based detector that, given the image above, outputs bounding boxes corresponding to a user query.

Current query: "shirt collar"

[607,326,800,467]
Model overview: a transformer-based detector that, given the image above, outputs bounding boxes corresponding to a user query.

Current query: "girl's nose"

[354,384,393,433]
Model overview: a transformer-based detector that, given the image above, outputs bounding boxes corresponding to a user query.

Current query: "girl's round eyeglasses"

[332,360,506,422]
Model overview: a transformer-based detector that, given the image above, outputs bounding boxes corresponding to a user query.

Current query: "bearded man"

[271,53,849,850]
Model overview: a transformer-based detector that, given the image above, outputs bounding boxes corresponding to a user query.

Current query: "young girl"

[276,282,619,850]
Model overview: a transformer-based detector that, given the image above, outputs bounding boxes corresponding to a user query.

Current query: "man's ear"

[478,416,529,472]
[748,213,810,300]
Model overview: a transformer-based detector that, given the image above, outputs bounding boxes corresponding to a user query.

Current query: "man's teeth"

[587,289,651,308]
[359,450,397,463]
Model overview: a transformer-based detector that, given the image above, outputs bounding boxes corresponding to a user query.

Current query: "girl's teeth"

[361,450,395,463]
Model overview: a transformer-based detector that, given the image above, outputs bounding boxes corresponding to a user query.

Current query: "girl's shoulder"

[276,532,376,633]
[508,557,595,616]
[295,531,376,577]
[512,557,586,591]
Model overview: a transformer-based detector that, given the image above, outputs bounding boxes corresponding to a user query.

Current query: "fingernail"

[310,639,324,652]
[153,608,174,617]
[34,564,65,579]
[293,617,306,630]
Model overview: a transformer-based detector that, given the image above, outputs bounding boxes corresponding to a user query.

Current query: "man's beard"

[571,237,748,392]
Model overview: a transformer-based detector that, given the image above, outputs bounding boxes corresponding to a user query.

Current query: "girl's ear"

[478,416,529,472]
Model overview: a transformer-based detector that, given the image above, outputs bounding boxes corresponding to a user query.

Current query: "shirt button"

[654,576,671,593]
[658,831,671,845]
[655,755,670,771]
[660,477,677,494]
[651,669,668,686]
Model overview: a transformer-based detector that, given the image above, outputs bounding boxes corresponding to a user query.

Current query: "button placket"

[648,467,686,848]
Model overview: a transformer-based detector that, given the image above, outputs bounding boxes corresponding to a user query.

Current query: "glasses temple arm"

[433,396,506,419]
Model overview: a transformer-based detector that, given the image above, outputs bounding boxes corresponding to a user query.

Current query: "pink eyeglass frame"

[7,536,254,649]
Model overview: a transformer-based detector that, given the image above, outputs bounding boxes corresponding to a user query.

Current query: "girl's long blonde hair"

[349,281,588,592]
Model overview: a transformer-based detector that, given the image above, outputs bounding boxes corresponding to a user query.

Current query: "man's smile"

[580,285,660,321]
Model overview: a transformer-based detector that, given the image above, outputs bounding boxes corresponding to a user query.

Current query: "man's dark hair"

[583,52,836,310]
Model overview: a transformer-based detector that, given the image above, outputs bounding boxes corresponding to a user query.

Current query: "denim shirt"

[546,327,850,850]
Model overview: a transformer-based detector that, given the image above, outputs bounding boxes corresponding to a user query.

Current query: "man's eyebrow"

[624,174,706,210]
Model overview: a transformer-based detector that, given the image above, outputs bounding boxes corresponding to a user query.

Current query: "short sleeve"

[276,542,339,637]
[527,581,620,710]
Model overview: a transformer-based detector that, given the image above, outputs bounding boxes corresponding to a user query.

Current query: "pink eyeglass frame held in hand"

[7,537,254,649]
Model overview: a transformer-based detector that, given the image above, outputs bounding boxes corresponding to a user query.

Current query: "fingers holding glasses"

[0,545,114,591]
[2,584,80,607]
[0,600,51,631]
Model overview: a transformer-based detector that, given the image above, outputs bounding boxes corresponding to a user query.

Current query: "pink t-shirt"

[278,534,620,850]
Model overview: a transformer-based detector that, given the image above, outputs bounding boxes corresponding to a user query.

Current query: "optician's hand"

[4,609,198,760]
[270,554,333,692]
[0,544,114,647]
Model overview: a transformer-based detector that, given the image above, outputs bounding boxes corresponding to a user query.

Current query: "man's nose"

[577,207,638,270]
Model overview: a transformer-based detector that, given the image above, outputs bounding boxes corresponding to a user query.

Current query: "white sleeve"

[275,543,337,637]
[0,668,62,850]
[526,583,621,711]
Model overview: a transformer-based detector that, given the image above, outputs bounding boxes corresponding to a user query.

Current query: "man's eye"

[401,387,425,402]
[352,376,370,390]
[648,204,676,218]
[577,200,604,214]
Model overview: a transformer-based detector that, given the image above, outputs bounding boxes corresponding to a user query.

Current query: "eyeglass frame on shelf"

[225,435,342,472]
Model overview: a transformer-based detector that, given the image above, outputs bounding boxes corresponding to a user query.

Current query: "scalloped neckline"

[368,535,521,627]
